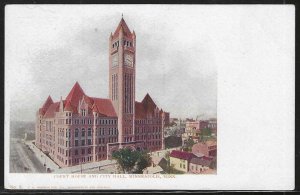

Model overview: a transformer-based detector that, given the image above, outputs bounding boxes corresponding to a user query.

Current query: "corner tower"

[109,17,136,144]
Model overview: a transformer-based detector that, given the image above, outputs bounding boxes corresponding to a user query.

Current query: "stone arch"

[125,145,136,151]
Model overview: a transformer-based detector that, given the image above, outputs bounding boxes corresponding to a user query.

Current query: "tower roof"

[39,95,54,115]
[65,82,85,107]
[113,18,132,38]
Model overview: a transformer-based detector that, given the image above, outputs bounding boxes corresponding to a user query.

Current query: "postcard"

[5,4,294,190]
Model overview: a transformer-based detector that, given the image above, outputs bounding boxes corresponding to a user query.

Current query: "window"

[88,148,91,154]
[82,149,85,155]
[75,149,78,155]
[81,109,86,116]
[88,128,92,136]
[88,139,92,145]
[75,140,78,146]
[82,129,85,137]
[75,129,79,137]
[81,140,85,146]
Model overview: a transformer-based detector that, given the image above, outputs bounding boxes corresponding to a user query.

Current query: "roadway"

[10,138,46,173]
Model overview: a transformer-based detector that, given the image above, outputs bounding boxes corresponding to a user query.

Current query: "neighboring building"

[143,156,168,174]
[143,165,164,174]
[192,140,217,157]
[35,17,169,167]
[169,150,196,173]
[151,156,168,171]
[182,120,210,144]
[208,118,217,135]
[164,118,185,137]
[189,156,213,174]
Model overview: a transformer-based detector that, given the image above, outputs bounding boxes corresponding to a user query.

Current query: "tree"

[112,147,151,174]
[199,128,212,142]
[164,151,171,173]
[134,150,152,173]
[183,137,194,152]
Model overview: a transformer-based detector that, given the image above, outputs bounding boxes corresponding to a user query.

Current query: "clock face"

[124,53,133,67]
[112,53,118,67]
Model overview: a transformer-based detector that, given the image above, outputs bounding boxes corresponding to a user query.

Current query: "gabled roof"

[64,100,74,112]
[170,150,196,161]
[65,82,85,108]
[39,95,53,115]
[142,93,157,111]
[91,97,117,117]
[39,82,117,118]
[44,102,60,118]
[113,18,132,39]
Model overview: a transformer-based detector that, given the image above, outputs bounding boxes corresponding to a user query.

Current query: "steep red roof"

[170,150,196,161]
[65,82,85,108]
[39,95,53,115]
[135,101,146,119]
[142,93,157,111]
[64,100,74,112]
[43,102,60,118]
[39,82,119,118]
[135,93,160,119]
[113,18,132,39]
[91,97,117,117]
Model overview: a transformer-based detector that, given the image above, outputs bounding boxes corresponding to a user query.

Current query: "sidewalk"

[25,140,116,173]
[25,140,60,171]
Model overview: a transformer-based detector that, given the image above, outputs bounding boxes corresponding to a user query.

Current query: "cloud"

[7,6,217,121]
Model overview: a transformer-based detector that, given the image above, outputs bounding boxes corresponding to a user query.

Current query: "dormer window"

[81,109,86,116]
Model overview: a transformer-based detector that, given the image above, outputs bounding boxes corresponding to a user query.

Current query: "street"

[10,138,46,173]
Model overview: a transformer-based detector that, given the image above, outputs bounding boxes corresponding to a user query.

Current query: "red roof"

[113,18,132,39]
[39,82,117,118]
[39,95,53,115]
[43,102,60,118]
[65,81,85,108]
[64,100,74,112]
[142,93,157,111]
[135,101,146,119]
[135,93,159,119]
[170,150,196,161]
[91,97,117,117]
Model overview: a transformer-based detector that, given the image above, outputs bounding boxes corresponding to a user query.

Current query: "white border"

[5,4,295,190]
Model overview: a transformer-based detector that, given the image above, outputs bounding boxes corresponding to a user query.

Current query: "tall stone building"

[35,17,170,167]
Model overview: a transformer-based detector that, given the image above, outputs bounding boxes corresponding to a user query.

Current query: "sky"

[5,5,236,122]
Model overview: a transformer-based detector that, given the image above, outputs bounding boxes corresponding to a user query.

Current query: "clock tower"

[109,17,136,145]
